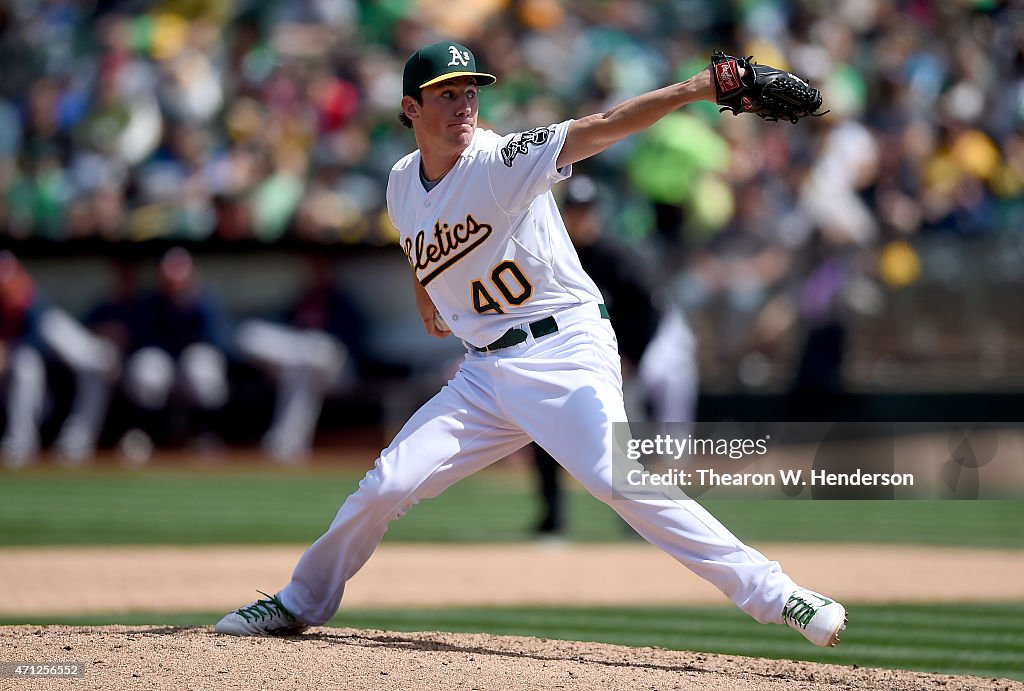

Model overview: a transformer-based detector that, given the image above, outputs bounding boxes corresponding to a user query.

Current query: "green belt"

[472,304,610,353]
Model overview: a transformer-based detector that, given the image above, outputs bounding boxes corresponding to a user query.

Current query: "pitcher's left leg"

[509,323,796,625]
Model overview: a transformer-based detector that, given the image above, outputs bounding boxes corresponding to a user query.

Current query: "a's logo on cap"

[447,45,471,67]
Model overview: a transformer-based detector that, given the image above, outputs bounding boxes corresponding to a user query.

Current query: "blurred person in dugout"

[120,247,232,454]
[530,176,699,536]
[0,251,119,468]
[235,255,365,464]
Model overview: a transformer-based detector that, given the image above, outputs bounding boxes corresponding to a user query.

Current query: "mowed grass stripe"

[851,630,1024,652]
[2,467,1024,547]
[705,500,1024,548]
[852,613,1024,634]
[0,467,550,545]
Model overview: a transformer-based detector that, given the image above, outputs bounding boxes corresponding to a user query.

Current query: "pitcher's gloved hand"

[711,51,827,124]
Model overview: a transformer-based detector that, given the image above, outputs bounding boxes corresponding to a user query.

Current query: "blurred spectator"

[235,255,365,463]
[0,251,50,467]
[787,229,859,419]
[121,247,232,453]
[71,259,145,458]
[0,251,118,468]
[85,260,143,359]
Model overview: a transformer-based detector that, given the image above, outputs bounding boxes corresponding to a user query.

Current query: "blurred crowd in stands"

[2,1,1024,466]
[2,0,1021,247]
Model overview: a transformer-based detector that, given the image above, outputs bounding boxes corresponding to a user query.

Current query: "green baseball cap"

[402,41,496,97]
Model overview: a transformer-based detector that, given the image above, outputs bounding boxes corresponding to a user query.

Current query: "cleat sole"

[827,614,849,647]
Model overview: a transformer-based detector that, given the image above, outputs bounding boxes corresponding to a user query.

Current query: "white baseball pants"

[279,304,796,626]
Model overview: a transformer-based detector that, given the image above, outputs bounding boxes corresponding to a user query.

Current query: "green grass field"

[1,464,1022,547]
[3,603,1021,681]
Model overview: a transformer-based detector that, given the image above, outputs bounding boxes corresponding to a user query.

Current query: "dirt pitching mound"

[2,626,1019,691]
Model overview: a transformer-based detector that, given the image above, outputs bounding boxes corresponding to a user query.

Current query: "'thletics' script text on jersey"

[404,214,493,287]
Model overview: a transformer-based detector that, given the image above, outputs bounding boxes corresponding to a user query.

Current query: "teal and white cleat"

[214,591,308,637]
[783,588,847,647]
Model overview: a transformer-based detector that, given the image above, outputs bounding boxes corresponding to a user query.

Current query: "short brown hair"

[398,92,422,129]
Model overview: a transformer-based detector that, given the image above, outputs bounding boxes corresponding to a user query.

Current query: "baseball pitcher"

[216,41,844,649]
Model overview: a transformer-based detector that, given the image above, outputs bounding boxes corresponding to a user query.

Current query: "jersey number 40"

[471,260,533,315]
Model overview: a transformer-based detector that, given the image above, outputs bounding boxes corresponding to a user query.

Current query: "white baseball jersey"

[387,120,604,348]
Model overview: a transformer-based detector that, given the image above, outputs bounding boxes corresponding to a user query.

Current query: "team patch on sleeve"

[500,127,554,167]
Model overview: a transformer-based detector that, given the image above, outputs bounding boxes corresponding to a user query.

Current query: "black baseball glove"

[710,51,826,124]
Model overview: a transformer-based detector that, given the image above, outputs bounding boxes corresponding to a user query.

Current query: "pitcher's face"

[406,77,479,152]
